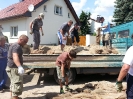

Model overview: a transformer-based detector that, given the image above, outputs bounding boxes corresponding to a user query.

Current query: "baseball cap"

[39,13,44,19]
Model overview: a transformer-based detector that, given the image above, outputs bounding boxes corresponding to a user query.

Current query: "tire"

[54,68,76,84]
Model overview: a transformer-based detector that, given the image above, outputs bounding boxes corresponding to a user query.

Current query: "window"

[44,5,47,12]
[11,26,18,38]
[111,32,116,39]
[68,13,70,18]
[118,29,129,38]
[54,5,62,15]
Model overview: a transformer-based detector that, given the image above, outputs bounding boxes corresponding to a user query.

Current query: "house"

[0,0,79,45]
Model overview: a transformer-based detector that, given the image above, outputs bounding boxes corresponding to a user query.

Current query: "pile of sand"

[46,81,126,99]
[22,44,119,55]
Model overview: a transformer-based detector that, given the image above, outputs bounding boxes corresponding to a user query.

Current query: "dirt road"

[0,73,126,99]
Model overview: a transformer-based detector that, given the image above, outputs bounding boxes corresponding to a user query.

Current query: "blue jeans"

[0,58,7,90]
[126,73,133,99]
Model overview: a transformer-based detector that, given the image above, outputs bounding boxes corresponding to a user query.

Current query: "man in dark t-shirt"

[30,13,44,50]
[6,35,28,99]
[57,20,73,51]
[56,50,77,94]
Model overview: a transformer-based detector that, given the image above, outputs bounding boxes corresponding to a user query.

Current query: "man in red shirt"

[56,50,77,94]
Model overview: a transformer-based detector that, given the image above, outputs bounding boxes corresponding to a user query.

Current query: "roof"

[0,0,80,23]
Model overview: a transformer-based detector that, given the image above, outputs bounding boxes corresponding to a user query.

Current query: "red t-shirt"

[56,52,71,68]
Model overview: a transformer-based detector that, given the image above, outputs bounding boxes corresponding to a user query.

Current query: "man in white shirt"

[90,17,111,48]
[116,46,133,98]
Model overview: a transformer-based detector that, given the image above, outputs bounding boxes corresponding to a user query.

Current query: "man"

[100,17,111,49]
[90,17,111,49]
[69,23,80,47]
[116,46,133,99]
[0,36,9,92]
[6,35,28,99]
[56,50,77,94]
[57,20,73,51]
[29,13,44,50]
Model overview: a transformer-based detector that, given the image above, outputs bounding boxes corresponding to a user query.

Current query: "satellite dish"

[28,4,34,12]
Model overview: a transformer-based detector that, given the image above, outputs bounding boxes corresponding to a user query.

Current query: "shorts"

[104,33,110,41]
[6,66,23,96]
[57,31,67,45]
[56,66,68,79]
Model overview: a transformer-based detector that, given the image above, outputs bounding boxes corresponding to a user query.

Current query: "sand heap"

[45,81,126,99]
[22,44,119,55]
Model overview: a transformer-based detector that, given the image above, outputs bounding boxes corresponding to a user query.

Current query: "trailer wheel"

[54,68,76,84]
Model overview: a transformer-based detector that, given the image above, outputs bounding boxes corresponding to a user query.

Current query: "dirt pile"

[23,45,119,55]
[46,81,126,99]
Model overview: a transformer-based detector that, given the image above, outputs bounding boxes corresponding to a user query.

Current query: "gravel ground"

[0,73,126,99]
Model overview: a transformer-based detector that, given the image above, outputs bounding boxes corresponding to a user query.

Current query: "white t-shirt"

[101,21,110,34]
[122,46,133,76]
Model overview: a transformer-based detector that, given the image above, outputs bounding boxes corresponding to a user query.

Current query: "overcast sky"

[0,0,116,22]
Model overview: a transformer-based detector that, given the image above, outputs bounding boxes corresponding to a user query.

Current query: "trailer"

[23,21,133,83]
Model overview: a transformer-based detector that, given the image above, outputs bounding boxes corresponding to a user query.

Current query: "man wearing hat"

[29,13,44,50]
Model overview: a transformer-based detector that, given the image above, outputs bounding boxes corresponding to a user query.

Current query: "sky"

[0,0,116,22]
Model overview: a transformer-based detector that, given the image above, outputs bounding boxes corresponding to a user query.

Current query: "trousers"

[0,58,7,90]
[126,73,133,99]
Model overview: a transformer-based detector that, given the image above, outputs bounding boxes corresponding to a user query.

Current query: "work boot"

[65,85,70,91]
[60,88,64,94]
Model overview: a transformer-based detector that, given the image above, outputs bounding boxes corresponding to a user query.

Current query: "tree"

[79,11,91,36]
[113,0,133,25]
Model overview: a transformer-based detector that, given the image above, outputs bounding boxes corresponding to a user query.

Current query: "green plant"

[79,11,91,36]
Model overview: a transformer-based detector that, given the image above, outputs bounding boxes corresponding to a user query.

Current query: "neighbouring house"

[0,0,80,45]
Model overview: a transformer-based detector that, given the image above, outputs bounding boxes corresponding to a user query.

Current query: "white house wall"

[0,18,27,43]
[27,0,76,45]
[0,0,76,45]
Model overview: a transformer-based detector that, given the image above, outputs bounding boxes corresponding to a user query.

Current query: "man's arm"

[29,21,33,31]
[117,63,130,81]
[13,53,21,67]
[69,26,74,35]
[40,27,44,36]
[60,29,65,37]
[68,62,71,69]
[61,64,65,77]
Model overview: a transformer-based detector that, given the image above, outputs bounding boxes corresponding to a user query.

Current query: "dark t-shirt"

[7,43,23,68]
[59,22,71,34]
[32,18,43,31]
[56,52,71,68]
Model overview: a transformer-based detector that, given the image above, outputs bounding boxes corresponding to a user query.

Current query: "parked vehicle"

[23,21,133,84]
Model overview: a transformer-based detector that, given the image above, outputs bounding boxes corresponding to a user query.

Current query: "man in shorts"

[56,50,77,94]
[6,35,28,99]
[57,20,73,51]
[29,13,44,50]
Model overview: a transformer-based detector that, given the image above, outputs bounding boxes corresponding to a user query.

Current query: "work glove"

[115,80,123,92]
[18,66,24,75]
[66,69,70,77]
[61,77,65,84]
[29,29,33,35]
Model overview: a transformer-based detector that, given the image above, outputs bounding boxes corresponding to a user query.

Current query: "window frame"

[68,13,70,18]
[118,29,129,38]
[54,5,62,16]
[44,5,47,12]
[10,26,18,38]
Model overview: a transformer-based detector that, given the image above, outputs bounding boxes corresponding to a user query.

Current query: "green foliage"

[79,11,91,36]
[113,0,133,25]
[92,32,96,36]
